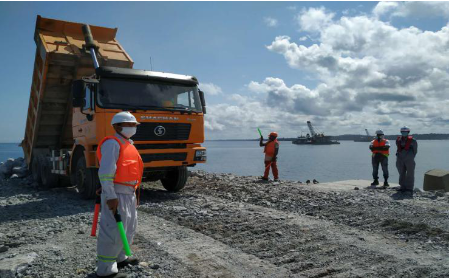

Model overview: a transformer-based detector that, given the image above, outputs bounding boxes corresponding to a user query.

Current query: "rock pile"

[0,157,29,180]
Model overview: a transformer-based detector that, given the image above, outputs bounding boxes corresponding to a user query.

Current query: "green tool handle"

[257,128,263,137]
[114,213,132,256]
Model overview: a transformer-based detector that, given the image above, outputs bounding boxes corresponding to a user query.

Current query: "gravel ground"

[0,169,448,278]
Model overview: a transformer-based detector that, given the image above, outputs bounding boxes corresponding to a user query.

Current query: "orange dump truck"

[22,16,207,198]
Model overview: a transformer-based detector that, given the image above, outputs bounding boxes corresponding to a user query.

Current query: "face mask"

[121,127,137,138]
[377,135,383,140]
[401,132,409,137]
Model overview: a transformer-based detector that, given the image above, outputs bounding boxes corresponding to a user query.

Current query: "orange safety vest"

[372,139,389,156]
[96,136,144,189]
[264,139,279,157]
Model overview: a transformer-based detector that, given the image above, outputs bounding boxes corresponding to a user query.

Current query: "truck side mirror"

[72,80,86,108]
[199,90,206,114]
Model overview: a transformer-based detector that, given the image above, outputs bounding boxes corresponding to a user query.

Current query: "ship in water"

[292,121,340,145]
[354,129,374,142]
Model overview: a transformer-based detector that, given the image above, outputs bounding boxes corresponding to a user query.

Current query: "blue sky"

[0,1,448,142]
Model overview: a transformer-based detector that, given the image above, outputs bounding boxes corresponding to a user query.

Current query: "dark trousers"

[372,154,389,181]
[396,153,415,191]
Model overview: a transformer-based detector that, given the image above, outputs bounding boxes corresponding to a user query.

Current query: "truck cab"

[71,66,207,197]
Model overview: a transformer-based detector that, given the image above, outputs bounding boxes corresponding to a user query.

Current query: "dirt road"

[0,171,448,278]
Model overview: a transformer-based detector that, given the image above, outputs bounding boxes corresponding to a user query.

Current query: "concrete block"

[423,169,449,192]
[0,252,37,278]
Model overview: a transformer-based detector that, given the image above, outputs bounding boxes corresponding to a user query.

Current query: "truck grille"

[133,123,191,141]
[141,153,187,163]
[135,143,186,150]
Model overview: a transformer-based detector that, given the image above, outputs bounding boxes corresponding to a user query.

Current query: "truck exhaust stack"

[82,24,100,69]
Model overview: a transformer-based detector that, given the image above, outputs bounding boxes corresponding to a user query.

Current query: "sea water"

[1,140,448,189]
[197,140,449,189]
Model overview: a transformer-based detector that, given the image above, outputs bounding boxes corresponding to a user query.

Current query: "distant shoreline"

[1,133,448,144]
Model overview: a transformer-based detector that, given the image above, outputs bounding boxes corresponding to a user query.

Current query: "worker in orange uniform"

[260,132,279,181]
[369,129,390,188]
[96,111,143,278]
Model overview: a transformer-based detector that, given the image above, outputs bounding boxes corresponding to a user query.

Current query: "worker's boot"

[383,180,389,188]
[118,257,140,269]
[96,273,128,278]
[260,176,269,181]
[370,179,379,186]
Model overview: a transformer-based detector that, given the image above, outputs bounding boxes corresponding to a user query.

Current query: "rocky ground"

[0,158,448,278]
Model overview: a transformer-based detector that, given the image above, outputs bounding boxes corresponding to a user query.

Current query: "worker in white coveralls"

[95,111,143,278]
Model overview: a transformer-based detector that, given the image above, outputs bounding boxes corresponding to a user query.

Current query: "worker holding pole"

[259,129,279,181]
[95,111,143,278]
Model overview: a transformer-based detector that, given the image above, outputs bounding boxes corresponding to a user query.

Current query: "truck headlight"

[194,150,207,161]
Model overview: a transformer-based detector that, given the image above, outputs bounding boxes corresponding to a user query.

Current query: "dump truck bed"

[22,16,134,164]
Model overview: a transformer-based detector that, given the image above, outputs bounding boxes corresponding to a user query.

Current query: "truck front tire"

[161,166,188,192]
[75,157,98,199]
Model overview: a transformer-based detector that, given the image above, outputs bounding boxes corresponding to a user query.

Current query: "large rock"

[423,169,449,192]
[0,158,15,179]
[0,252,38,278]
[11,166,29,178]
[12,157,25,168]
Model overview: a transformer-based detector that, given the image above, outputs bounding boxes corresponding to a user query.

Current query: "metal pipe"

[82,24,100,69]
[90,49,99,69]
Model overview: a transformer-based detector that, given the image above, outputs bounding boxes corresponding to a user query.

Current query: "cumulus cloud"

[297,7,335,32]
[199,82,223,95]
[374,1,449,19]
[264,17,278,27]
[265,10,449,134]
[205,6,449,138]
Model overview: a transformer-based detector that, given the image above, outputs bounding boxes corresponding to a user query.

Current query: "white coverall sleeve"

[98,139,120,200]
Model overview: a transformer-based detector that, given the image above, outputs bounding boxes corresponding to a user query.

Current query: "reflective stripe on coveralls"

[96,135,142,276]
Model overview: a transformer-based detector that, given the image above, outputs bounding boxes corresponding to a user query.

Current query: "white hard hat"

[111,111,140,125]
[375,129,384,135]
[400,126,410,132]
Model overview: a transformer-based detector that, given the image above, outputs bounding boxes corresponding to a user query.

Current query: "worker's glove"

[107,198,119,214]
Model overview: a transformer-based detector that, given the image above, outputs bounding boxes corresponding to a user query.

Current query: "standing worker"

[369,129,390,188]
[96,111,143,278]
[396,126,418,194]
[260,132,279,181]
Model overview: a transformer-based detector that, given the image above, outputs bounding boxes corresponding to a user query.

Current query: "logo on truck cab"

[154,126,166,136]
[141,116,179,121]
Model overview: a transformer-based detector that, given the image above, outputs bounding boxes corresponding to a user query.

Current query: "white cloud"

[199,82,223,95]
[299,36,308,41]
[264,17,278,27]
[205,6,449,139]
[373,1,449,19]
[297,7,335,32]
[264,11,448,135]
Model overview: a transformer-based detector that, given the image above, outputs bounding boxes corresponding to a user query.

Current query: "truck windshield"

[97,78,202,112]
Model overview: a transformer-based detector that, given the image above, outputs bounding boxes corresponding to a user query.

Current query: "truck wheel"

[31,155,42,185]
[39,155,59,189]
[161,166,188,192]
[75,157,98,199]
